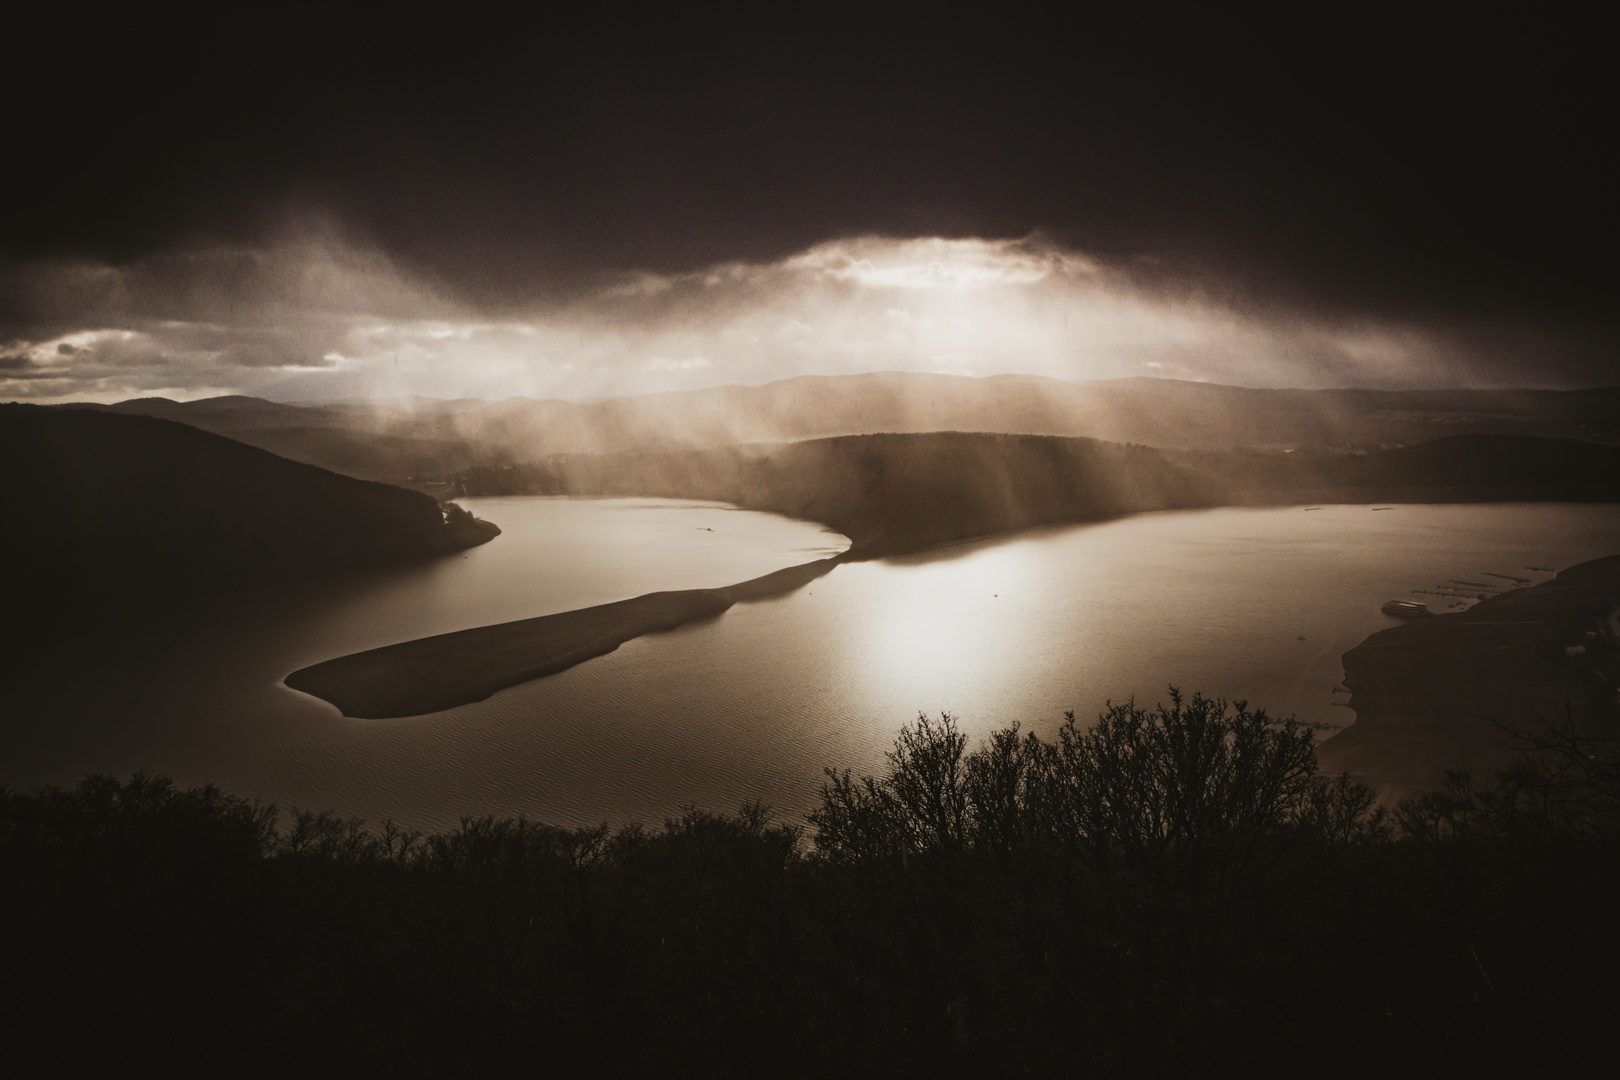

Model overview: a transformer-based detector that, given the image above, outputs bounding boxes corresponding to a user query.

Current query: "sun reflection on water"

[846,543,1052,720]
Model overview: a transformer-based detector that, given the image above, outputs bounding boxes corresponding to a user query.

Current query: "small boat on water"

[1381,600,1434,619]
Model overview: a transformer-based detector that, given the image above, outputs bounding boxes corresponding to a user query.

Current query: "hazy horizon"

[20,365,1620,412]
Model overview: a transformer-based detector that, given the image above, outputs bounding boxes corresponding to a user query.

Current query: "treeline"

[4,694,1616,1076]
[1177,432,1620,504]
[455,431,1620,555]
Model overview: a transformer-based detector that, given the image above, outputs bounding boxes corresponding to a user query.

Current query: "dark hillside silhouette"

[460,431,1620,556]
[1,404,498,643]
[80,396,505,484]
[461,432,1212,554]
[1182,432,1620,505]
[194,424,502,485]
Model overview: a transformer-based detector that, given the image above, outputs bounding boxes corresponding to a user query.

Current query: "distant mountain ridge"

[78,374,1619,486]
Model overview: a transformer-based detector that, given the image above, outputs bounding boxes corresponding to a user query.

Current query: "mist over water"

[6,497,1617,830]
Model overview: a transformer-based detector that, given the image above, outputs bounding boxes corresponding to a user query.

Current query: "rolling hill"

[457,431,1620,556]
[1,405,499,642]
[86,374,1619,486]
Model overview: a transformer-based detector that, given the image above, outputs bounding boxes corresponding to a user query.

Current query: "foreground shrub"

[808,691,1386,869]
[1,692,1615,1077]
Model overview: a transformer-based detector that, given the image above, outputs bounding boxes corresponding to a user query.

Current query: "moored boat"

[1381,599,1434,619]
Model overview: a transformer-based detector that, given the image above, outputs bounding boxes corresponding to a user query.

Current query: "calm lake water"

[6,498,1618,830]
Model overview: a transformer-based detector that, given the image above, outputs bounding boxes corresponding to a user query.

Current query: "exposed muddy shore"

[1318,554,1620,798]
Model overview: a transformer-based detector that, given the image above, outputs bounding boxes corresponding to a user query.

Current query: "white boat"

[1381,600,1433,619]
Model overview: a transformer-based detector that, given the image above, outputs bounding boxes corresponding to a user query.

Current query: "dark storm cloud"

[0,223,456,399]
[1,231,1569,404]
[4,13,1615,390]
[1,223,448,341]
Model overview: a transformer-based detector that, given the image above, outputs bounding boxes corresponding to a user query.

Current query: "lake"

[5,497,1617,830]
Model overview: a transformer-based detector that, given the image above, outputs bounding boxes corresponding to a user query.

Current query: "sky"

[4,14,1614,404]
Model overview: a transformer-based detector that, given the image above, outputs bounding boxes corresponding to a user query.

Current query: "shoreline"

[286,556,841,719]
[1318,554,1620,799]
[291,494,1620,777]
[282,505,1134,719]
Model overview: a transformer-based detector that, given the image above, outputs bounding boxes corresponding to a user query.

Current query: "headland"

[286,555,841,718]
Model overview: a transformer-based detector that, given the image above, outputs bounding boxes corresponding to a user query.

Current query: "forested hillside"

[456,431,1620,555]
[1,405,498,641]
